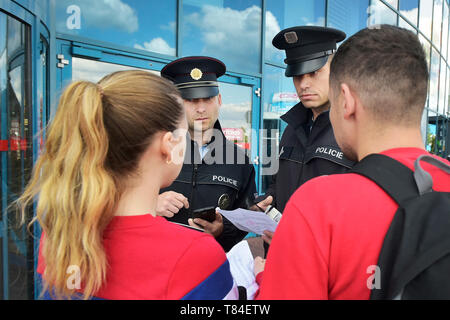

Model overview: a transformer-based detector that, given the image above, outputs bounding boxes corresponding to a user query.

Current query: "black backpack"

[351,154,450,300]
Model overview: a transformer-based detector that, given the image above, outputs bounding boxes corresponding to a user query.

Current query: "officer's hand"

[249,196,273,212]
[262,230,274,245]
[188,211,224,238]
[156,191,189,218]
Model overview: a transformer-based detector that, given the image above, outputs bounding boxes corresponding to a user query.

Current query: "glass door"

[0,10,34,300]
[218,75,261,182]
[55,40,262,188]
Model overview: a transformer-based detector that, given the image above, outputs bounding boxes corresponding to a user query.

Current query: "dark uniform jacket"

[161,121,257,252]
[266,102,355,212]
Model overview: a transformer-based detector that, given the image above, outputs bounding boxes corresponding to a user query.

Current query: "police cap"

[161,56,226,100]
[273,26,346,77]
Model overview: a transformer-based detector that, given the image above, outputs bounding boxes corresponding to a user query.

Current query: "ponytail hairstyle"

[17,70,183,299]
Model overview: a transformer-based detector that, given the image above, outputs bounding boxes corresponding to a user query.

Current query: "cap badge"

[284,31,299,44]
[190,68,203,81]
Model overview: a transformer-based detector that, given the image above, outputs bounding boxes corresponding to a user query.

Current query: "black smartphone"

[192,207,217,223]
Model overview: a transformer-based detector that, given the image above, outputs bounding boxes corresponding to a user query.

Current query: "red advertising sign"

[223,128,244,142]
[0,140,8,151]
[20,139,27,151]
[236,142,251,150]
[10,136,20,151]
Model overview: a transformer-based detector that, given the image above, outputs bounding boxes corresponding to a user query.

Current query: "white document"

[219,208,278,235]
[226,240,259,300]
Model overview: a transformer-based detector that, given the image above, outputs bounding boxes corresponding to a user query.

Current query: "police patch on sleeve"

[315,146,344,160]
[304,145,354,168]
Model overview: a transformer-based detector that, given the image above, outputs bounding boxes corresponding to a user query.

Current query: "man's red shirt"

[258,148,450,300]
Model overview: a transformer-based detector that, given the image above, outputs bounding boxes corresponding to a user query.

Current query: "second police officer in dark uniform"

[158,56,257,252]
[257,27,355,223]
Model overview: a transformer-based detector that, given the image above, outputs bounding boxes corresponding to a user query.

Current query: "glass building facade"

[0,0,449,299]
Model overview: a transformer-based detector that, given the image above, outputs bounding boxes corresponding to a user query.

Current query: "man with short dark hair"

[257,25,450,299]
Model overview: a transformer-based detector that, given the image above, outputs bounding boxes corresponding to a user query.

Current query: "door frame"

[0,0,49,300]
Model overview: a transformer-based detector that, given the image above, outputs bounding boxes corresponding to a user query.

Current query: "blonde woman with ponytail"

[17,70,238,300]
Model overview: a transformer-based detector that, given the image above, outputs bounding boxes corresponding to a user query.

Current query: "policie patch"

[315,146,344,160]
[307,145,354,168]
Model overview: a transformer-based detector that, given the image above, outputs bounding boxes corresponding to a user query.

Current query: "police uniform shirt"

[303,114,315,139]
[199,144,209,160]
[160,121,257,252]
[265,102,354,213]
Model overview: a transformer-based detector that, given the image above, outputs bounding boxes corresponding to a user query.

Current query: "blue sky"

[55,0,177,56]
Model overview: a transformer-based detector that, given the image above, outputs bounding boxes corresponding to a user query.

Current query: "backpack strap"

[414,154,450,195]
[353,153,450,300]
[351,154,419,205]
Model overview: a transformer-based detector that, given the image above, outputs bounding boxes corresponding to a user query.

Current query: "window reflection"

[419,35,431,111]
[385,0,399,9]
[399,16,417,31]
[218,82,253,157]
[419,0,433,39]
[399,0,419,26]
[55,0,177,56]
[38,36,49,154]
[442,1,449,59]
[265,0,326,64]
[427,113,446,156]
[327,0,369,38]
[261,64,299,193]
[446,66,449,115]
[433,0,443,49]
[430,48,440,112]
[421,108,428,145]
[72,57,157,83]
[368,0,398,26]
[181,0,262,74]
[439,57,447,114]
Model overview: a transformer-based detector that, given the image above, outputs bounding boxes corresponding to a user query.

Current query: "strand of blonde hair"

[18,81,117,299]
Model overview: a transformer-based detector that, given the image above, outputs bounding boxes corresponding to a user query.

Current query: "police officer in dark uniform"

[255,27,355,238]
[158,56,257,252]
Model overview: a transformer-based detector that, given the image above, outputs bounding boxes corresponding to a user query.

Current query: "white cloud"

[56,0,138,33]
[71,57,157,83]
[367,2,397,26]
[160,21,176,33]
[265,11,282,61]
[185,6,322,65]
[400,8,418,25]
[185,5,262,66]
[303,16,326,27]
[134,37,176,56]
